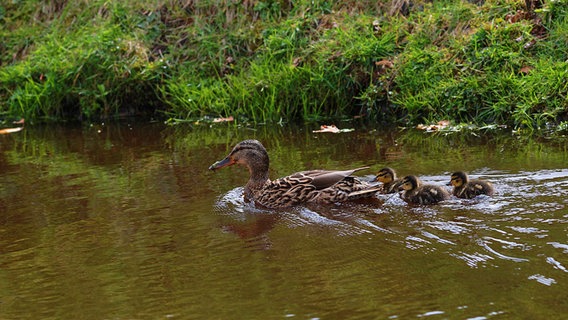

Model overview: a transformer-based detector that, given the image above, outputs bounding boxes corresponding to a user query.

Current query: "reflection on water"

[0,122,567,319]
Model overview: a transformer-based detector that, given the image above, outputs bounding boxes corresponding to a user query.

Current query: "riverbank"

[1,0,567,129]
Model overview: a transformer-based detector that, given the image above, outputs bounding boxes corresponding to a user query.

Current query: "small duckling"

[448,171,494,199]
[399,175,450,205]
[374,167,404,194]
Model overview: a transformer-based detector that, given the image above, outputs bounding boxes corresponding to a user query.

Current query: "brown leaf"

[375,60,394,68]
[292,57,302,67]
[416,120,450,132]
[313,125,340,133]
[313,125,355,133]
[520,66,533,74]
[523,39,536,49]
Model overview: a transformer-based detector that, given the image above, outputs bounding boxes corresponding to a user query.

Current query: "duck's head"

[375,167,396,183]
[209,140,270,176]
[448,171,469,187]
[400,175,420,191]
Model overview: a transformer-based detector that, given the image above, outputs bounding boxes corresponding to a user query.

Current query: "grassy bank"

[1,0,567,128]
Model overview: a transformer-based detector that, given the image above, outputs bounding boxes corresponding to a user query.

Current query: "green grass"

[1,0,567,129]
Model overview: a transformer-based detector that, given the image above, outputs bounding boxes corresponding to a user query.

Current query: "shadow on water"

[1,121,568,319]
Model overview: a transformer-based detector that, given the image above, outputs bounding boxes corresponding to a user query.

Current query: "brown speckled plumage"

[209,140,381,208]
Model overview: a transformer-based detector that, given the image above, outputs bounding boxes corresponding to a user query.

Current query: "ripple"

[546,257,568,273]
[548,242,568,253]
[476,238,529,263]
[450,252,494,268]
[212,169,568,276]
[528,274,557,286]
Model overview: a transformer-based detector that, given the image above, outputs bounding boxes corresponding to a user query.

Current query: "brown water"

[1,122,567,319]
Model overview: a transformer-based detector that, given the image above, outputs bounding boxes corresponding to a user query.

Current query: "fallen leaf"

[314,125,340,133]
[212,116,234,123]
[416,120,450,132]
[292,57,302,67]
[520,66,533,74]
[313,125,354,133]
[373,19,381,32]
[13,118,25,124]
[0,127,24,134]
[523,39,536,49]
[375,60,394,68]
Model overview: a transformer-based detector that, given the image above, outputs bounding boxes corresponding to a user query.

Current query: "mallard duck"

[374,167,404,194]
[399,175,450,205]
[208,139,381,208]
[448,171,494,199]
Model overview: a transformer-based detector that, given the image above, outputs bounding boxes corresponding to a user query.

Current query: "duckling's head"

[209,140,269,177]
[400,175,420,191]
[375,167,397,183]
[448,171,469,187]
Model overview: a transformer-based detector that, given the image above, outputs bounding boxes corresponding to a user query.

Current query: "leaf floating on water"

[212,116,234,123]
[0,127,24,135]
[313,125,354,133]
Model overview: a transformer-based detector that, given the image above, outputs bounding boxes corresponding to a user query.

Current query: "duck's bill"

[208,157,233,170]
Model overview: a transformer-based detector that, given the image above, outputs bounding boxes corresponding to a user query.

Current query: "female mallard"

[399,175,450,205]
[208,140,381,208]
[375,167,404,194]
[448,171,494,199]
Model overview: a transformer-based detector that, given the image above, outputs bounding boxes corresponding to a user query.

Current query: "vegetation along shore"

[1,0,567,130]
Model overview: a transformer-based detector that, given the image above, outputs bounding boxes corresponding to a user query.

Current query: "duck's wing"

[287,167,370,190]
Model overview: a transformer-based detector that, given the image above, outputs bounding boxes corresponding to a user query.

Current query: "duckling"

[374,167,404,194]
[208,140,381,208]
[448,171,494,199]
[399,175,450,205]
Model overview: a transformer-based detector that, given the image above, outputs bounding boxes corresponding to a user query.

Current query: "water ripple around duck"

[213,169,568,278]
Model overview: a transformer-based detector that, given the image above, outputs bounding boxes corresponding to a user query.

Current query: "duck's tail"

[347,184,382,200]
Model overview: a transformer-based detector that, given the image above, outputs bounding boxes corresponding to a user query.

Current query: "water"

[1,122,567,319]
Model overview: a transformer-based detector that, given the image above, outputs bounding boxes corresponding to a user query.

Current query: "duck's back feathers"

[289,167,370,190]
[251,170,379,208]
[399,175,450,205]
[403,185,450,205]
[453,179,494,199]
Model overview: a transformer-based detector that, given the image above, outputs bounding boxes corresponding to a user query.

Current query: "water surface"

[1,122,567,319]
